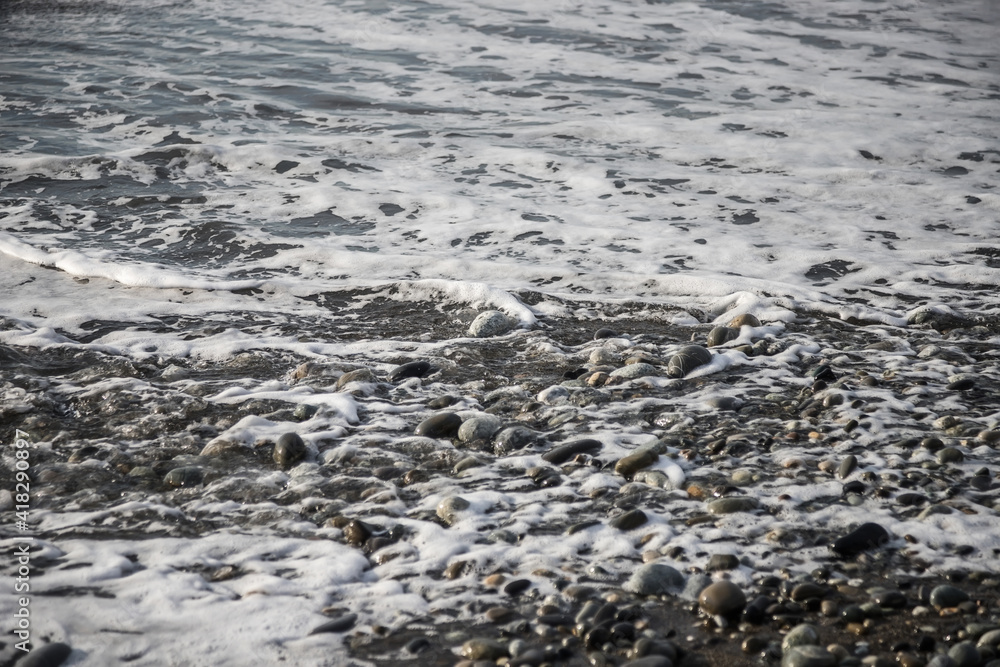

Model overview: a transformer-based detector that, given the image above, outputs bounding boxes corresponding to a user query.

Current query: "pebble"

[680,573,712,601]
[415,412,463,438]
[698,580,746,616]
[615,447,659,478]
[938,447,964,464]
[504,579,531,596]
[458,414,502,443]
[541,438,602,464]
[832,522,890,558]
[493,426,539,456]
[388,360,433,382]
[610,508,648,530]
[929,585,969,609]
[623,563,685,596]
[17,642,73,667]
[790,583,827,601]
[609,362,659,380]
[782,623,821,652]
[590,347,620,364]
[468,310,513,337]
[706,554,740,571]
[707,326,739,347]
[666,345,712,378]
[461,638,508,661]
[337,367,376,389]
[728,313,762,328]
[537,385,570,405]
[273,432,307,468]
[405,637,431,654]
[436,496,471,525]
[948,642,981,667]
[707,496,759,514]
[782,645,837,667]
[309,613,358,634]
[594,327,619,339]
[164,466,203,487]
[839,455,858,479]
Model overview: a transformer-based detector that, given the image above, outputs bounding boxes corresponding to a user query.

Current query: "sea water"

[1,0,999,665]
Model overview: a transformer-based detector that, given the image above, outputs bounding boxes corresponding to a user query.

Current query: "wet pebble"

[948,641,981,667]
[309,613,357,634]
[542,438,601,464]
[707,496,759,514]
[938,447,964,464]
[666,345,712,378]
[467,310,512,338]
[404,637,430,654]
[699,580,746,617]
[458,414,502,443]
[415,412,462,438]
[728,313,761,328]
[388,360,432,382]
[707,554,740,571]
[839,455,858,479]
[707,326,739,347]
[537,385,570,405]
[929,585,969,609]
[782,623,820,651]
[610,508,648,531]
[164,466,203,487]
[615,447,659,478]
[18,642,73,667]
[782,645,837,667]
[436,496,471,525]
[273,432,307,468]
[624,563,684,596]
[461,638,508,661]
[589,346,620,365]
[832,522,890,558]
[493,426,539,456]
[337,367,376,389]
[610,362,659,380]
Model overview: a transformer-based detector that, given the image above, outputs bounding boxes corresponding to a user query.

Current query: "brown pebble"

[484,574,506,588]
[698,580,746,616]
[687,484,708,499]
[485,607,518,623]
[727,313,761,328]
[846,622,867,635]
[444,560,469,579]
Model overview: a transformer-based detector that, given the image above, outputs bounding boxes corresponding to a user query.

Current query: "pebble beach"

[4,291,1000,667]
